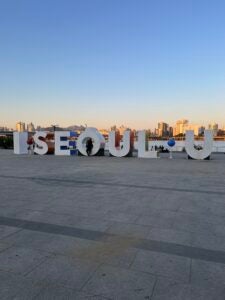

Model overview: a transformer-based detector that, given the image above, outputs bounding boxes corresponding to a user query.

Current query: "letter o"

[77,128,105,156]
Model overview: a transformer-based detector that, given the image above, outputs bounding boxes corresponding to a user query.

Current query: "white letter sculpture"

[137,131,158,158]
[185,130,213,160]
[33,132,48,155]
[55,131,70,156]
[108,130,132,157]
[13,132,28,154]
[77,127,105,156]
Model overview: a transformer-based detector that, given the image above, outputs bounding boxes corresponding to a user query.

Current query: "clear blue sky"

[0,0,225,129]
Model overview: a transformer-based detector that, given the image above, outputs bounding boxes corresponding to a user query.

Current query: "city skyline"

[1,1,225,128]
[2,118,224,133]
[1,117,225,130]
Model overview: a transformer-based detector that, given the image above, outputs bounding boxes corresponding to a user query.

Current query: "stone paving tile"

[106,222,151,239]
[103,211,139,223]
[151,277,225,300]
[26,255,100,290]
[33,285,78,300]
[46,205,109,220]
[175,209,225,226]
[11,210,112,233]
[1,151,225,298]
[0,270,44,300]
[205,223,225,238]
[2,229,56,249]
[34,285,111,300]
[191,231,225,252]
[66,235,138,268]
[0,245,50,275]
[65,215,112,232]
[0,205,26,218]
[0,225,22,239]
[0,241,12,253]
[81,264,156,300]
[0,199,29,209]
[135,210,176,229]
[12,201,53,213]
[131,249,191,283]
[145,195,182,212]
[147,228,193,246]
[104,247,138,269]
[172,211,225,237]
[33,235,102,256]
[34,234,138,269]
[191,259,225,288]
[179,197,225,218]
[103,202,149,216]
[10,209,73,226]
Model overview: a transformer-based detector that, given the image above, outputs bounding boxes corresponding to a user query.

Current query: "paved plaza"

[0,149,225,299]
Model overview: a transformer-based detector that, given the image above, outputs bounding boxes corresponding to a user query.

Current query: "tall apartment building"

[168,126,173,137]
[208,123,218,136]
[27,122,35,132]
[174,119,202,136]
[199,126,205,135]
[16,122,26,132]
[185,124,201,136]
[173,119,189,135]
[157,122,169,137]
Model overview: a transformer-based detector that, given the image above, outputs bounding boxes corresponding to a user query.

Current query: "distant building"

[27,122,35,132]
[185,124,201,136]
[16,122,26,132]
[174,119,189,136]
[0,126,11,132]
[208,123,218,130]
[173,120,203,136]
[198,126,205,135]
[168,126,173,137]
[98,129,109,137]
[157,122,169,137]
[208,123,218,136]
[110,125,117,131]
[118,125,130,135]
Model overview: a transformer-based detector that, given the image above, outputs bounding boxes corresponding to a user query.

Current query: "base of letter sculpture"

[108,130,134,157]
[185,130,213,160]
[76,127,105,156]
[137,131,158,158]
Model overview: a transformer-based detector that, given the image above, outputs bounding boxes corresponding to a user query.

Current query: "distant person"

[27,137,34,155]
[86,138,93,156]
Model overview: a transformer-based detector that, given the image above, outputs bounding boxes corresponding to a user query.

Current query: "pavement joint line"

[23,253,53,277]
[149,277,158,300]
[128,248,139,269]
[0,175,225,195]
[189,259,192,284]
[1,215,225,265]
[0,227,24,241]
[79,262,105,292]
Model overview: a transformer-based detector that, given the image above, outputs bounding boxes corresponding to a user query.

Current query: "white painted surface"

[108,130,131,157]
[13,132,28,154]
[137,131,158,158]
[77,127,105,156]
[33,132,48,155]
[55,131,70,156]
[185,130,213,160]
